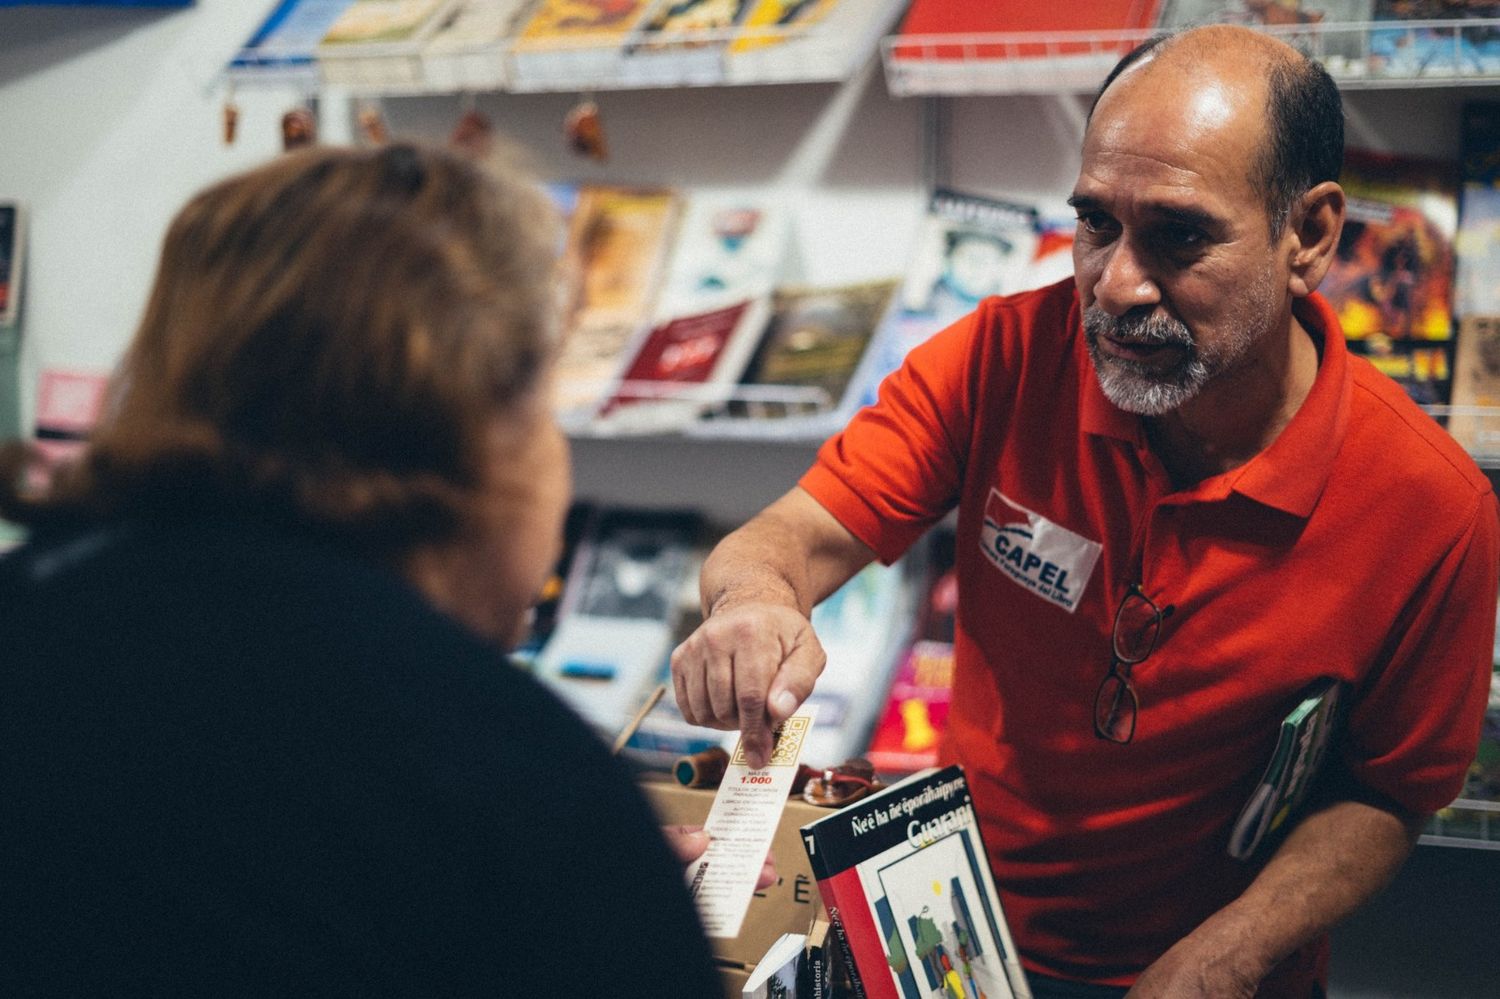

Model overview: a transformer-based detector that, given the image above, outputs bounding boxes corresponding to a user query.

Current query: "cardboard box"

[641,776,828,980]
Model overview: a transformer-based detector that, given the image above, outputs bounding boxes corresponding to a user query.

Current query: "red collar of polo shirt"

[1076,292,1351,519]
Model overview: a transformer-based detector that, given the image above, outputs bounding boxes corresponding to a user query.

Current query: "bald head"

[1089,25,1344,237]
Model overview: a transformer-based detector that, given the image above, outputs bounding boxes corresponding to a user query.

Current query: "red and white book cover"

[799,766,1031,999]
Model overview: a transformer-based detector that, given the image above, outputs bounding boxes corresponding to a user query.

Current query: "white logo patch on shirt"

[979,489,1101,613]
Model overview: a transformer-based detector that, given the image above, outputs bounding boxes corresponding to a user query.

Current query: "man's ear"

[1285,181,1345,298]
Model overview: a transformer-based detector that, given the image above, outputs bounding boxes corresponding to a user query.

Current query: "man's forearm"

[1135,797,1422,994]
[699,487,873,618]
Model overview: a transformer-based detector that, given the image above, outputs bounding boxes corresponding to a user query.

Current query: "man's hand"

[670,601,827,769]
[663,824,777,891]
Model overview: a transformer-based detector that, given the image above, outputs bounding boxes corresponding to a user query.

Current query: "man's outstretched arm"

[671,487,874,768]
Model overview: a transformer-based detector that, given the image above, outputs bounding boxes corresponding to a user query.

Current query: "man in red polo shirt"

[670,24,1498,999]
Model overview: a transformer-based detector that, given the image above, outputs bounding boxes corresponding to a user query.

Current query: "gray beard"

[1083,309,1210,416]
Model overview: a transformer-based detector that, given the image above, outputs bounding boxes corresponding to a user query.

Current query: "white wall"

[0,0,307,429]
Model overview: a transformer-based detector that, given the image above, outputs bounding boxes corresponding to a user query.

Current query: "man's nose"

[1091,238,1160,317]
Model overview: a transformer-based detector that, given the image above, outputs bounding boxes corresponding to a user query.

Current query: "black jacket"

[0,515,719,997]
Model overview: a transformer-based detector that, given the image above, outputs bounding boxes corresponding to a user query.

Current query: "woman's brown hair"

[0,142,560,551]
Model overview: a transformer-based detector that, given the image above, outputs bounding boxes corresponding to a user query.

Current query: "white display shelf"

[1422,797,1500,851]
[881,18,1500,97]
[259,0,909,96]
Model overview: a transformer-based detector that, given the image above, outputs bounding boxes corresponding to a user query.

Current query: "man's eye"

[1076,212,1116,236]
[1161,225,1205,249]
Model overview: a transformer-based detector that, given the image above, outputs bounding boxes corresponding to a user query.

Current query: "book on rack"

[1228,678,1345,861]
[1448,315,1500,454]
[0,201,25,328]
[887,0,1163,93]
[863,188,1040,406]
[420,0,530,90]
[315,0,460,87]
[802,560,920,772]
[1155,0,1373,65]
[509,503,596,669]
[1459,664,1500,803]
[1370,0,1500,80]
[509,0,657,89]
[725,0,906,85]
[618,0,754,86]
[1324,148,1460,341]
[865,530,957,777]
[655,195,791,318]
[227,0,356,79]
[1321,148,1460,403]
[799,765,1032,999]
[1156,0,1372,26]
[32,369,110,475]
[729,0,840,53]
[593,300,767,433]
[1450,105,1500,444]
[704,278,899,431]
[552,185,683,426]
[593,195,787,432]
[533,508,702,735]
[1455,101,1500,318]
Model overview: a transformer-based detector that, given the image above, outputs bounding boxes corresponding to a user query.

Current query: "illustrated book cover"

[654,195,790,319]
[712,278,899,426]
[799,765,1031,999]
[533,508,701,734]
[594,299,767,433]
[1228,678,1345,861]
[1321,149,1460,343]
[552,184,683,425]
[591,193,787,430]
[862,188,1039,406]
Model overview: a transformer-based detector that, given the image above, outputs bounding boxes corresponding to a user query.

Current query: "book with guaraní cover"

[799,766,1031,999]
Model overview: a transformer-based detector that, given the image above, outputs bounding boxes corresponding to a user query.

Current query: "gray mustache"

[1084,308,1193,348]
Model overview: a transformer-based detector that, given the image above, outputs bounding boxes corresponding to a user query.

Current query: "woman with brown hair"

[0,143,720,996]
